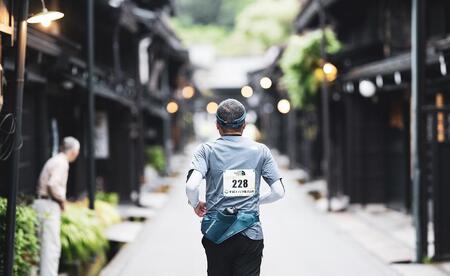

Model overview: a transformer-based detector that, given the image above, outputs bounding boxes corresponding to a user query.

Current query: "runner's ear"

[240,123,246,132]
[216,123,224,135]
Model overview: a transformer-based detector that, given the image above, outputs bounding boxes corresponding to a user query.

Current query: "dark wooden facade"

[0,0,189,202]
[249,50,323,176]
[295,0,450,259]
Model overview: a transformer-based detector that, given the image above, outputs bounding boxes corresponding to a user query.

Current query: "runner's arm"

[259,179,285,204]
[186,169,203,208]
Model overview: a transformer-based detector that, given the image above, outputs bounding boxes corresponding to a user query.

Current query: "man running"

[186,99,285,276]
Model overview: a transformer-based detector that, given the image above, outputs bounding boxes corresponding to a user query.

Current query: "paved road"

[102,155,398,276]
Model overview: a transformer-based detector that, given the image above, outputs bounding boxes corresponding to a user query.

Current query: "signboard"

[95,112,110,159]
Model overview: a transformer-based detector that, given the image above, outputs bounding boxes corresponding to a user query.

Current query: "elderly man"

[34,137,80,276]
[186,99,285,276]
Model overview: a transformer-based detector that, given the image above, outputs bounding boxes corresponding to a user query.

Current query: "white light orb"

[241,85,254,98]
[277,99,291,114]
[260,77,272,89]
[359,80,376,98]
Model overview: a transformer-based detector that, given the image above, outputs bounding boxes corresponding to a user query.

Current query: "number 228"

[232,179,248,188]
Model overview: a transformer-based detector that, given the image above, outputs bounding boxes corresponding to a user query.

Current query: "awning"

[27,26,81,57]
[342,38,450,81]
[133,7,188,60]
[65,73,136,108]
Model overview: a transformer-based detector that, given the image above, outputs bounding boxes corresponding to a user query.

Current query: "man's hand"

[59,201,66,212]
[194,201,207,217]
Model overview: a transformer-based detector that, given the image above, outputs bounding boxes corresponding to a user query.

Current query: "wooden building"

[294,0,450,260]
[249,48,323,176]
[0,0,189,202]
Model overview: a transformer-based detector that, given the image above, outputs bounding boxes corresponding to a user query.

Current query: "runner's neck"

[222,133,242,136]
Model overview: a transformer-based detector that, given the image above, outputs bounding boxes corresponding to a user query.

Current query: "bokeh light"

[260,77,272,89]
[322,62,338,82]
[241,85,254,98]
[166,101,179,114]
[182,86,195,99]
[277,99,291,114]
[206,101,218,114]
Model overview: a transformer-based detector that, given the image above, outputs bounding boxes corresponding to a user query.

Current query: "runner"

[186,98,285,276]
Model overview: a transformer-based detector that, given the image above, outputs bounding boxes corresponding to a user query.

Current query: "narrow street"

[102,149,398,276]
[3,0,450,275]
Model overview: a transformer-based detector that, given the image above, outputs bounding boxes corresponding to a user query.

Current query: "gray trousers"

[33,199,61,276]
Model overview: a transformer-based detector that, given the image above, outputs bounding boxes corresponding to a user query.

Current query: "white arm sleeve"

[259,179,285,205]
[186,170,203,208]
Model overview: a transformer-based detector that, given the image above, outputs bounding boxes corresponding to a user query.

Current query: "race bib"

[223,169,256,197]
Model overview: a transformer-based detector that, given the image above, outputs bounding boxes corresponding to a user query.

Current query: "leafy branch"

[280,29,341,110]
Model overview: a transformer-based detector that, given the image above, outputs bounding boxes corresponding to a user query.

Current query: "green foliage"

[216,0,256,27]
[170,20,230,47]
[280,29,341,109]
[146,145,166,173]
[234,0,299,50]
[176,0,254,27]
[60,203,109,264]
[176,0,223,25]
[94,201,121,229]
[171,0,299,56]
[0,198,40,276]
[422,256,433,264]
[95,192,119,206]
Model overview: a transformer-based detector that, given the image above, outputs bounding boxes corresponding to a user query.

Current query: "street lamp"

[27,0,64,27]
[260,77,272,89]
[4,1,64,275]
[241,85,253,98]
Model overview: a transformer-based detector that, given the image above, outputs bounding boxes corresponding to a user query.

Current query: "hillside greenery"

[171,0,300,56]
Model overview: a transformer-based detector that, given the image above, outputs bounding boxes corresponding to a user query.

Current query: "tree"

[171,0,300,56]
[176,0,254,27]
[234,0,299,50]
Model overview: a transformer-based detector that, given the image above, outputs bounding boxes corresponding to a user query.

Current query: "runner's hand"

[194,201,206,217]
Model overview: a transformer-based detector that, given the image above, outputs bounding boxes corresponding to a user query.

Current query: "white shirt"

[37,153,69,202]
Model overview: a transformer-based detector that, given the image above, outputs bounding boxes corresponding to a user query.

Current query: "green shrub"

[60,204,108,264]
[95,192,119,206]
[146,145,166,173]
[0,198,40,275]
[60,199,121,266]
[94,200,121,229]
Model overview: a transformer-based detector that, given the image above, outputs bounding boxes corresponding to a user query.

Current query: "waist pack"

[201,210,259,244]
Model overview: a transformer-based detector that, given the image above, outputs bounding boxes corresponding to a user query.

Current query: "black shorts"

[202,234,264,276]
